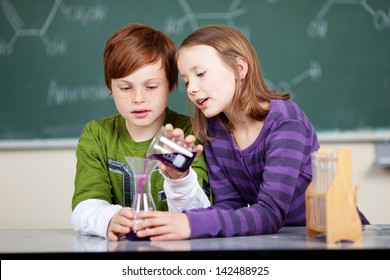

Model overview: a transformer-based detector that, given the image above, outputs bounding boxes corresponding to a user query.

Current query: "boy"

[71,23,210,241]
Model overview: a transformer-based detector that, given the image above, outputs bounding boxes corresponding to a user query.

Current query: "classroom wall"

[0,141,389,230]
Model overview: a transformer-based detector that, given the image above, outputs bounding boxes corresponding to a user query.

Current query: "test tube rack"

[305,147,362,243]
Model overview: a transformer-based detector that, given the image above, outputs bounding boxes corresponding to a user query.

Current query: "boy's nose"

[132,89,144,103]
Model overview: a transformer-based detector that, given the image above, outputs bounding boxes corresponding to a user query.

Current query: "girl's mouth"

[197,98,208,106]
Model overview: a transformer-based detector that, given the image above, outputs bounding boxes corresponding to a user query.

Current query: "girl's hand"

[132,210,191,241]
[158,124,203,179]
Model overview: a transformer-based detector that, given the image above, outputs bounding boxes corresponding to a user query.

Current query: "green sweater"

[72,108,209,211]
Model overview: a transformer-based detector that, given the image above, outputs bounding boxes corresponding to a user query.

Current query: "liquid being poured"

[137,174,147,193]
[133,158,152,212]
[136,158,149,195]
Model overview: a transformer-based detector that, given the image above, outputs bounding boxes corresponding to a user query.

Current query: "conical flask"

[125,156,157,241]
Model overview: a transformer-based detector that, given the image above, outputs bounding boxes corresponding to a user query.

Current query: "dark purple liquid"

[150,152,196,172]
[126,231,150,241]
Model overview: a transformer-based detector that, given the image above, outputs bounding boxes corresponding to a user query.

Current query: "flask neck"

[132,173,156,212]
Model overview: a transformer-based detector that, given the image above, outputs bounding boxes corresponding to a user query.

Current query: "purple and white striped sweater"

[186,99,369,238]
[186,99,320,238]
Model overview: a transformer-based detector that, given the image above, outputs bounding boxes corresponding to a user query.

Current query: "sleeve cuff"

[71,199,122,239]
[161,168,197,196]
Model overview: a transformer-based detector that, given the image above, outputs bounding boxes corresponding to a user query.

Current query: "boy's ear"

[236,56,248,80]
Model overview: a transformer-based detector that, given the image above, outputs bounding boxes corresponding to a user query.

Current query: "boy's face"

[111,59,169,132]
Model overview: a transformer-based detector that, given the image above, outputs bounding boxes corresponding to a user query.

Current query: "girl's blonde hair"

[177,24,290,142]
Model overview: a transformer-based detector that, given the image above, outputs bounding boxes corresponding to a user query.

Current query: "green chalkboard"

[1,0,389,144]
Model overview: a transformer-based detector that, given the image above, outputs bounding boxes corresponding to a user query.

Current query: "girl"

[133,24,369,240]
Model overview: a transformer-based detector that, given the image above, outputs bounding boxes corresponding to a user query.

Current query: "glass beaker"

[125,156,157,241]
[147,126,197,172]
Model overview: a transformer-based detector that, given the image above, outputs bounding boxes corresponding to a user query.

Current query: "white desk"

[1,225,389,259]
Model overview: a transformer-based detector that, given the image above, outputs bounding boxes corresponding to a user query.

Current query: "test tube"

[310,149,337,227]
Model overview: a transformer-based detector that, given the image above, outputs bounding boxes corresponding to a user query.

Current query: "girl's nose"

[187,81,199,96]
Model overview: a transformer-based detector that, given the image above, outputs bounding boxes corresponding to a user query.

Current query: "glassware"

[311,148,337,195]
[125,156,157,241]
[146,126,197,172]
[310,148,337,228]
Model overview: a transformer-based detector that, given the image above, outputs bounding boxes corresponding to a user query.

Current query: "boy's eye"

[146,85,158,90]
[120,86,131,91]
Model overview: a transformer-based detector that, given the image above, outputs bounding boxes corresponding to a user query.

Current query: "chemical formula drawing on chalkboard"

[0,0,107,56]
[308,0,390,39]
[0,0,389,148]
[164,0,251,37]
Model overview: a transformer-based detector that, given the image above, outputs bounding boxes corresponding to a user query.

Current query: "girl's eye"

[197,71,205,77]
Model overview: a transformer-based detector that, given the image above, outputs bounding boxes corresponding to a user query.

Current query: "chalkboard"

[1,0,389,147]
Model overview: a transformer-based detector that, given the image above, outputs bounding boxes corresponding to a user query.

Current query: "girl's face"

[111,59,169,133]
[177,45,236,118]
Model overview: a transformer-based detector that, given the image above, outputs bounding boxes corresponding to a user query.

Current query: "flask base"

[125,231,150,241]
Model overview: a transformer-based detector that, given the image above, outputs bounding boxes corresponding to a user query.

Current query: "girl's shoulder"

[266,99,317,136]
[268,99,308,122]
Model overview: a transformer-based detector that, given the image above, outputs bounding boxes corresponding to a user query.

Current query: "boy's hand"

[106,207,135,241]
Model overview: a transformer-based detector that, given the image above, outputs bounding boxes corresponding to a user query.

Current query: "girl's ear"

[236,56,248,80]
